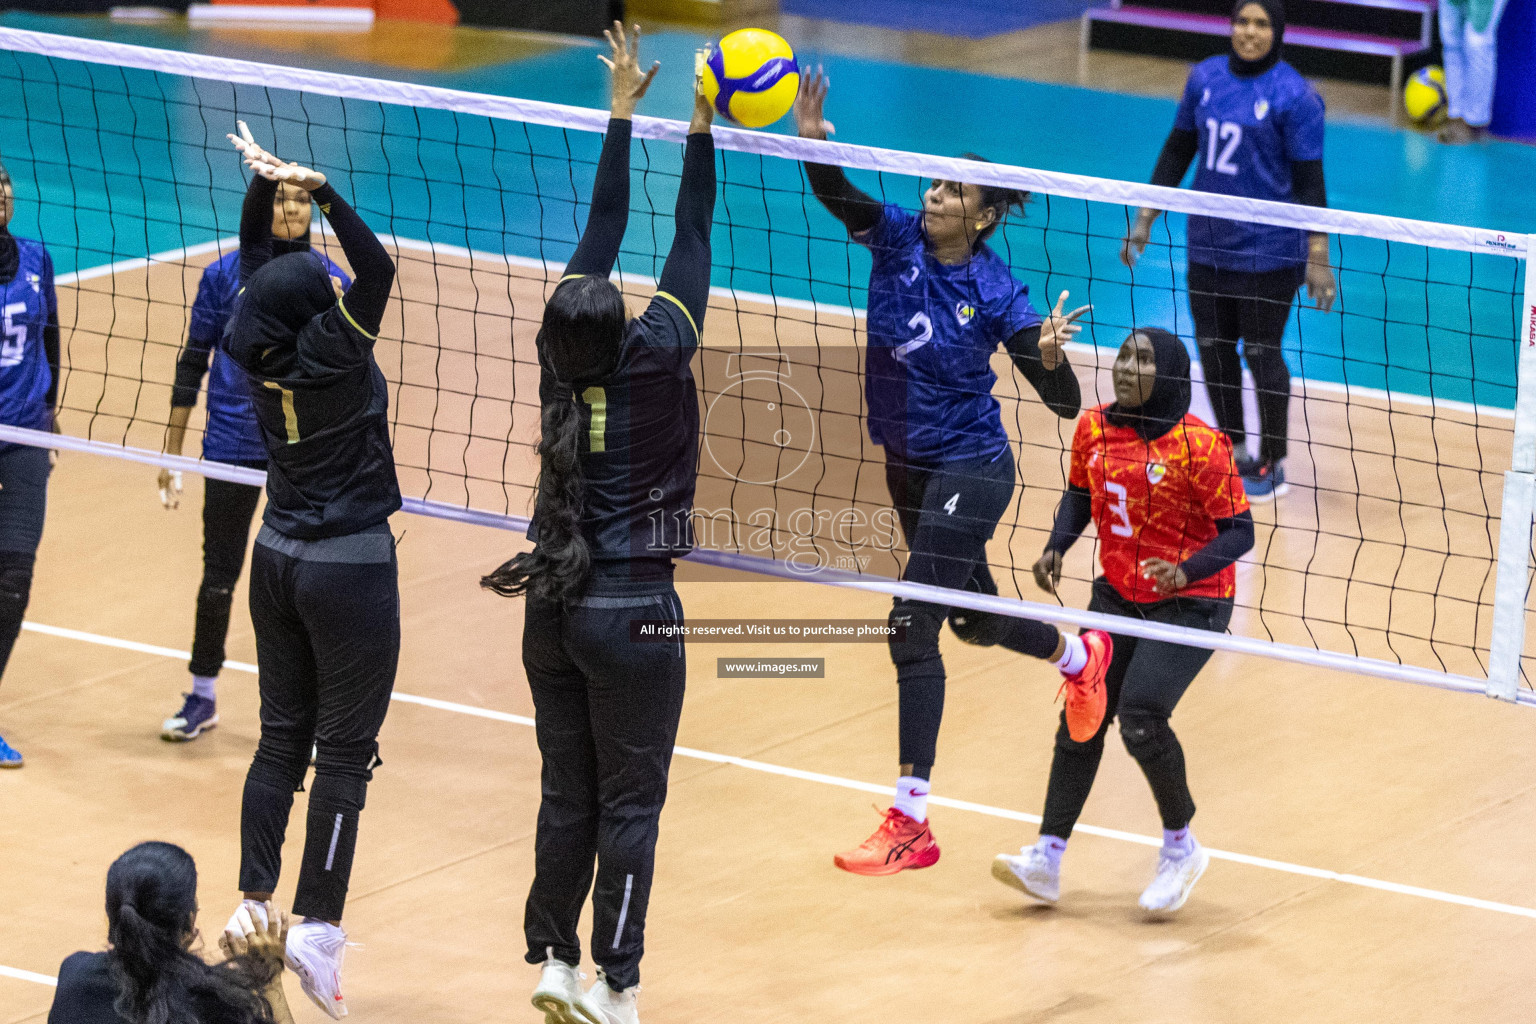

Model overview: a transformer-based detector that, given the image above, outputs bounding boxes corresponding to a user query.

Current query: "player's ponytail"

[482,277,623,604]
[105,842,277,1024]
[960,152,1030,246]
[481,390,592,603]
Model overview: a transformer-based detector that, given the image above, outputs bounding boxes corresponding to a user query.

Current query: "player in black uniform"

[480,25,710,1024]
[222,122,400,1020]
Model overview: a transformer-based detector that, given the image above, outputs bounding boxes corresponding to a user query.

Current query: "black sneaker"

[161,693,219,741]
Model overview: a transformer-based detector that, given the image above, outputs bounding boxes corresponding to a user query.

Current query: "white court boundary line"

[0,963,59,986]
[0,25,1527,256]
[0,615,1531,996]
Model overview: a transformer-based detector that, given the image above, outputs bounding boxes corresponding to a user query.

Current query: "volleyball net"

[0,27,1532,703]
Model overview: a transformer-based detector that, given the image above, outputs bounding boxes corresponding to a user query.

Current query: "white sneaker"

[991,841,1060,903]
[1138,839,1210,914]
[285,920,348,1019]
[531,951,604,1024]
[587,970,640,1024]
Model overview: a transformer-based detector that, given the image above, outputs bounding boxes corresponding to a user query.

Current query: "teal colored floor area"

[1,13,1531,406]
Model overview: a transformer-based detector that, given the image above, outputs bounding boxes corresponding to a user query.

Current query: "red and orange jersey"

[1068,406,1250,603]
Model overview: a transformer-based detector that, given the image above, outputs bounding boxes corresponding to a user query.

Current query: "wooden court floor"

[3,440,1536,1023]
[3,249,1536,1022]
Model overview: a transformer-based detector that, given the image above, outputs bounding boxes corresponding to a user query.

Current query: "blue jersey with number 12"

[0,237,57,432]
[1174,56,1326,273]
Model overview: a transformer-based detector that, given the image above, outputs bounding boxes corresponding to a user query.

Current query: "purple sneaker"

[161,693,219,741]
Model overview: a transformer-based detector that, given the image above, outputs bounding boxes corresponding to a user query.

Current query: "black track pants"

[522,590,686,991]
[238,524,399,922]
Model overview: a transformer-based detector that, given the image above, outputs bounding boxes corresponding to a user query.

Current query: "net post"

[1487,254,1536,700]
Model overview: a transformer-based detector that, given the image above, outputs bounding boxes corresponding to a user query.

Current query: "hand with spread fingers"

[1037,290,1092,372]
[793,65,835,141]
[599,21,659,120]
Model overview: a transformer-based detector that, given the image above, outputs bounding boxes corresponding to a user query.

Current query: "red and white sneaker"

[1058,630,1111,742]
[285,919,348,1019]
[833,807,941,876]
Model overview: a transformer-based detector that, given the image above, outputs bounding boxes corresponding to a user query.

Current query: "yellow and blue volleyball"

[1404,65,1448,125]
[702,28,799,129]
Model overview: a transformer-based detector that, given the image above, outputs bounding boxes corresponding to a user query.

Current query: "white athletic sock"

[1039,834,1068,869]
[191,674,217,701]
[1051,634,1088,676]
[1162,827,1196,858]
[893,775,930,823]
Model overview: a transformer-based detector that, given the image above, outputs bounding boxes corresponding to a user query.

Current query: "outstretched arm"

[793,66,882,236]
[567,23,658,280]
[237,172,279,286]
[312,185,393,338]
[655,82,716,332]
[228,121,393,339]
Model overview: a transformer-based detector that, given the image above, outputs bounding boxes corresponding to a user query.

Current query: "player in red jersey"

[993,327,1254,914]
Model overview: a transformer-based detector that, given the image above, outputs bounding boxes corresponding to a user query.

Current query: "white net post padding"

[1486,256,1536,700]
[0,26,1533,705]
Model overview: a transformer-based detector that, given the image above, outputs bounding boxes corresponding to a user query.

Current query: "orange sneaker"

[1058,629,1112,742]
[833,807,941,876]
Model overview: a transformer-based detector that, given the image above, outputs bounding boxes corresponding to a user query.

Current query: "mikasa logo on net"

[1528,304,1536,347]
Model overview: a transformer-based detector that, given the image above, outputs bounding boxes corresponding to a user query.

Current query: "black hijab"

[1230,0,1285,78]
[227,250,341,377]
[0,227,17,287]
[270,235,313,258]
[1106,328,1192,441]
[0,162,17,287]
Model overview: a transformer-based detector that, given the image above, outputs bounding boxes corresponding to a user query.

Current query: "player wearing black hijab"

[995,328,1253,915]
[480,25,712,1024]
[223,123,400,1020]
[1123,0,1335,501]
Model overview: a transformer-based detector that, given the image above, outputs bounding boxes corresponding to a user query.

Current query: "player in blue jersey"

[1122,0,1336,501]
[0,160,61,769]
[794,70,1113,877]
[158,181,351,743]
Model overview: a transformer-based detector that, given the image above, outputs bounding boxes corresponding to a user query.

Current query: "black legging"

[1187,261,1303,465]
[189,467,265,678]
[1039,577,1233,839]
[883,450,1059,780]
